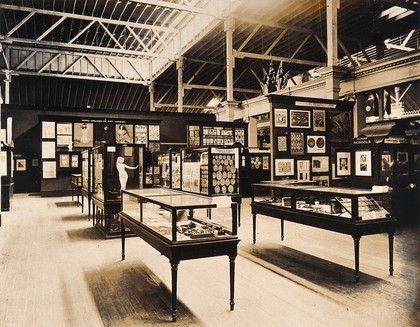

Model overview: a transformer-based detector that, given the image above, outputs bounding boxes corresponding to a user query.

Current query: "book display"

[251,182,397,282]
[91,144,146,238]
[118,187,240,322]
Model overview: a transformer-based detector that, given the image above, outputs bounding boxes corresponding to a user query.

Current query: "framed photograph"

[57,135,73,148]
[16,159,26,171]
[355,150,372,176]
[277,135,287,152]
[336,151,351,176]
[274,109,288,127]
[297,159,310,181]
[312,156,329,173]
[290,110,310,128]
[381,152,392,172]
[135,124,148,145]
[328,111,352,142]
[234,128,245,144]
[275,158,294,176]
[42,141,56,159]
[71,154,79,168]
[95,123,115,145]
[73,123,94,147]
[149,125,160,141]
[397,151,409,175]
[59,154,70,168]
[290,132,304,155]
[313,110,326,131]
[116,124,134,144]
[42,121,56,139]
[56,123,72,135]
[307,135,326,154]
[42,161,57,179]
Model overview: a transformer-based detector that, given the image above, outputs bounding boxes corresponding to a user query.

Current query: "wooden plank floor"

[0,194,419,326]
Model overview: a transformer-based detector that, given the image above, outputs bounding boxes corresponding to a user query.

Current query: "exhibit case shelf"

[91,144,146,238]
[119,187,239,322]
[251,182,397,281]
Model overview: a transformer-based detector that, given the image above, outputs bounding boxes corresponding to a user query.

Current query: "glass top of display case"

[302,186,391,196]
[124,187,182,197]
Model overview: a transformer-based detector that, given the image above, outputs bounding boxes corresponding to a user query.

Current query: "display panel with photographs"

[397,151,409,175]
[336,151,351,176]
[149,125,160,141]
[355,150,372,176]
[275,158,294,176]
[297,159,310,181]
[74,123,94,147]
[290,110,310,128]
[59,154,70,168]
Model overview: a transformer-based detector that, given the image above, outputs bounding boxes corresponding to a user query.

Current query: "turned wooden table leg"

[171,261,179,322]
[353,235,361,282]
[229,255,236,311]
[388,232,394,276]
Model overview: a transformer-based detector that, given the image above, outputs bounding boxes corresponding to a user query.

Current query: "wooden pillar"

[177,58,184,113]
[149,82,155,111]
[224,17,235,102]
[326,0,339,67]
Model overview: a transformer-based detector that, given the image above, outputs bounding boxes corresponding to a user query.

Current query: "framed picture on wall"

[336,151,351,176]
[277,135,287,152]
[42,161,57,179]
[56,123,72,135]
[16,159,26,171]
[149,125,160,141]
[313,109,326,131]
[355,150,372,176]
[312,156,329,173]
[290,110,310,128]
[42,141,56,159]
[274,109,288,127]
[381,152,392,172]
[297,159,310,181]
[135,124,148,145]
[73,123,94,147]
[115,124,134,144]
[307,135,326,153]
[42,121,56,139]
[275,158,294,176]
[290,132,304,155]
[59,154,70,168]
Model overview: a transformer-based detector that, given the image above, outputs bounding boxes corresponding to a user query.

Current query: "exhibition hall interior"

[0,0,419,326]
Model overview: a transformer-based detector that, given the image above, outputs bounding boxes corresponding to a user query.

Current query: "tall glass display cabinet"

[153,148,181,189]
[81,149,93,219]
[91,144,145,238]
[1,142,14,215]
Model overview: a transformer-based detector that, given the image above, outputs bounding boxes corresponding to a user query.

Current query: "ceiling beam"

[0,4,177,33]
[184,83,260,94]
[234,50,325,67]
[128,0,220,16]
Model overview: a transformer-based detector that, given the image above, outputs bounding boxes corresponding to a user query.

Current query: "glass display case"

[118,188,240,322]
[71,173,82,207]
[181,146,240,196]
[251,182,397,282]
[153,148,181,189]
[121,189,238,242]
[81,149,93,217]
[1,143,14,213]
[91,144,145,238]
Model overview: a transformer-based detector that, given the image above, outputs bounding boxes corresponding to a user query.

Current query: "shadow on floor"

[67,227,104,242]
[55,201,80,207]
[84,262,201,326]
[61,214,87,222]
[239,242,387,293]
